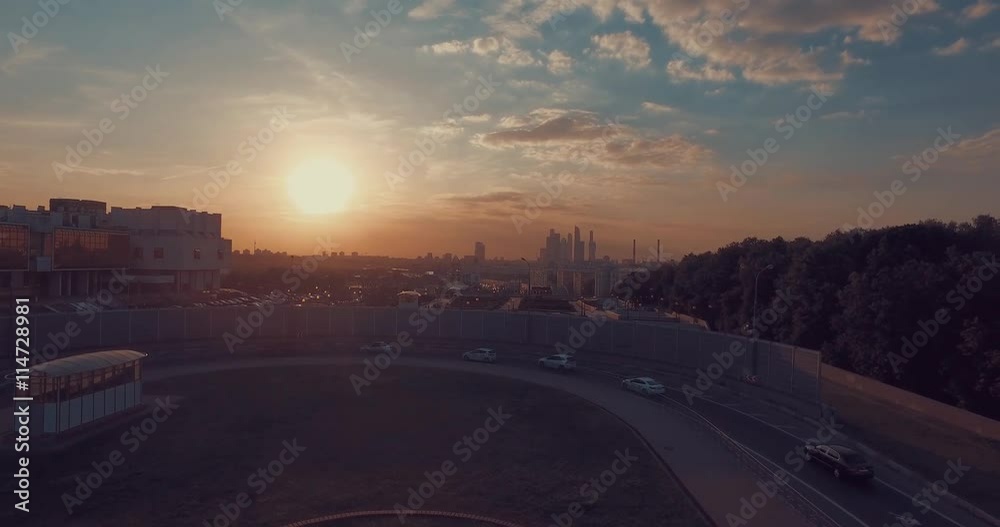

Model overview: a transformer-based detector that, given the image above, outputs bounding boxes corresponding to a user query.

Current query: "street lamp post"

[751,264,774,339]
[520,257,531,299]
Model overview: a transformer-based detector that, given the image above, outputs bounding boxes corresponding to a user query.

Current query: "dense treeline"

[630,216,1000,418]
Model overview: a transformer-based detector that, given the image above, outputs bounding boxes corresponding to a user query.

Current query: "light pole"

[520,257,530,300]
[751,264,774,338]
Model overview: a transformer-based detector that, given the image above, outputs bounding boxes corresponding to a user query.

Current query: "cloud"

[840,50,870,66]
[421,36,537,66]
[641,102,676,113]
[666,59,734,82]
[820,110,867,120]
[409,0,456,19]
[982,37,1000,50]
[547,50,574,75]
[704,128,720,135]
[960,0,995,21]
[506,79,553,91]
[0,45,63,75]
[933,38,969,56]
[436,190,525,204]
[0,116,82,129]
[475,109,715,172]
[590,31,651,70]
[945,127,1000,160]
[459,113,492,123]
[422,40,468,54]
[478,115,614,145]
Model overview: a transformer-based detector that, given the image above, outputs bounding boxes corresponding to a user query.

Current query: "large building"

[574,226,585,264]
[0,199,231,300]
[474,241,486,263]
[110,205,232,293]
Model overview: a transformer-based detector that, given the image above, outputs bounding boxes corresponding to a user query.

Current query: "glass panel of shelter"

[29,360,142,403]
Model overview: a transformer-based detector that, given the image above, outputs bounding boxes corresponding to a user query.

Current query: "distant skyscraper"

[573,225,585,264]
[545,229,560,265]
[560,236,569,263]
[474,241,486,263]
[588,230,596,262]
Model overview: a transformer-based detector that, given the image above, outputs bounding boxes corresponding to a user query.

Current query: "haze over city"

[2,0,998,257]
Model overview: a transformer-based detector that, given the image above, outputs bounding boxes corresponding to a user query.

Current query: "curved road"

[141,345,990,527]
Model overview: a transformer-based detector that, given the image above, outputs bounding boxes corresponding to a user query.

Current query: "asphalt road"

[132,341,994,527]
[485,348,989,527]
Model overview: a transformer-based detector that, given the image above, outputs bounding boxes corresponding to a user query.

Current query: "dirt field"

[15,365,708,527]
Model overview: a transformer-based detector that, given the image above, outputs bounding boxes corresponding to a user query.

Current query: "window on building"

[133,247,144,260]
[217,249,224,260]
[193,248,202,260]
[154,248,164,259]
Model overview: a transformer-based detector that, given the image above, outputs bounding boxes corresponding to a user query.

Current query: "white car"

[621,377,666,395]
[538,354,577,371]
[463,348,496,363]
[360,341,392,353]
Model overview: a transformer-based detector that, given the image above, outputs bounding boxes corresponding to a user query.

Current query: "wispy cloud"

[0,45,63,74]
[409,0,457,20]
[641,102,676,113]
[590,31,651,70]
[934,38,969,56]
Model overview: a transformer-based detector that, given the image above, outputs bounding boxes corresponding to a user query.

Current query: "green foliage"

[636,215,1000,418]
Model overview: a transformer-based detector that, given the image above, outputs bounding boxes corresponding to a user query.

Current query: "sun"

[286,158,355,214]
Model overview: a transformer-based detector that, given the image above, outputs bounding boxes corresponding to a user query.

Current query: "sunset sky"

[1,0,998,259]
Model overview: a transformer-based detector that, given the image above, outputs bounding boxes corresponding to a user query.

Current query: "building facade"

[110,205,232,294]
[0,199,232,301]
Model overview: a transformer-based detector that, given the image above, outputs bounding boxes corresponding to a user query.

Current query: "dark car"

[804,444,874,480]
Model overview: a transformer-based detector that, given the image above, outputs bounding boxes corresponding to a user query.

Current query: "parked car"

[804,444,874,480]
[621,377,666,395]
[538,354,577,371]
[462,348,497,363]
[360,341,393,353]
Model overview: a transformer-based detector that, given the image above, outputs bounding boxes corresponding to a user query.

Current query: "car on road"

[462,348,496,363]
[804,444,874,480]
[360,341,393,353]
[621,377,666,395]
[538,354,576,371]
